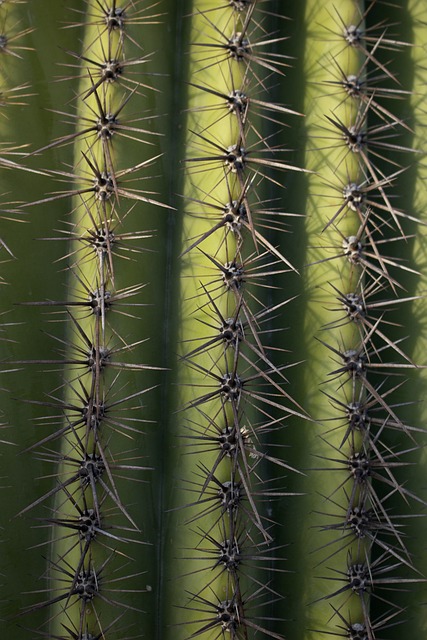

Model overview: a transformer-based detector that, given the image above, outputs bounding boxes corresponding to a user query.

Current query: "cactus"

[1,1,427,639]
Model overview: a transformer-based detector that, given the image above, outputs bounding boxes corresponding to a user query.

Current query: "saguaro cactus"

[1,1,427,639]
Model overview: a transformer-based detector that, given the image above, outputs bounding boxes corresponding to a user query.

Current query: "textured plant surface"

[1,1,427,639]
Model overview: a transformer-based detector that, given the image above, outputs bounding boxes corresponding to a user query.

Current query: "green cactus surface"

[1,1,427,639]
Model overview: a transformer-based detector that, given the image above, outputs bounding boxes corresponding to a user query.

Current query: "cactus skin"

[1,1,427,639]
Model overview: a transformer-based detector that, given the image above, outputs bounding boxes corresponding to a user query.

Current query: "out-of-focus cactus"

[1,1,427,639]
